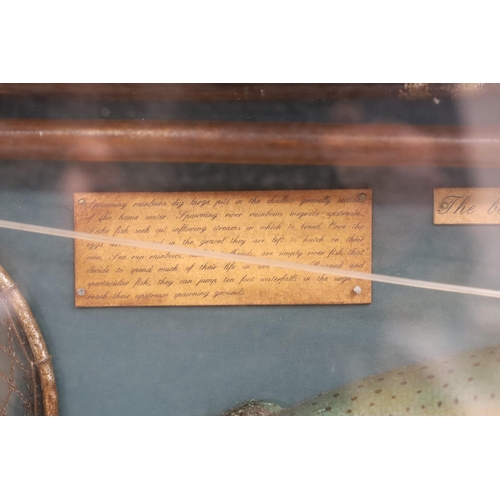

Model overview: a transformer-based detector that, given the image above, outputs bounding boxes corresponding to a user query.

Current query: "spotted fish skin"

[278,345,500,416]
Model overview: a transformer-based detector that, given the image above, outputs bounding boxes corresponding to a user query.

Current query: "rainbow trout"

[226,344,500,416]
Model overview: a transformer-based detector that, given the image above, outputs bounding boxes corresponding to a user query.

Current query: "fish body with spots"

[226,345,500,416]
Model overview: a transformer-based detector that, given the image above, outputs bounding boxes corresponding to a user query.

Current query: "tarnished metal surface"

[0,264,58,416]
[0,298,40,415]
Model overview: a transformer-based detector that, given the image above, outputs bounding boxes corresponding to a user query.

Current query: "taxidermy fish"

[225,344,500,416]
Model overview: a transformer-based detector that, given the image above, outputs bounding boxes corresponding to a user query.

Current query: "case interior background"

[1,96,500,415]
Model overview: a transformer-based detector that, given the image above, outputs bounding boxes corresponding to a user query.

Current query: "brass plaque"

[74,190,372,307]
[434,188,500,224]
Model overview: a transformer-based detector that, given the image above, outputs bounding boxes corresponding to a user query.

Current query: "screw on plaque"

[78,198,86,205]
[441,202,449,209]
[353,286,362,295]
[358,193,366,201]
[77,288,85,296]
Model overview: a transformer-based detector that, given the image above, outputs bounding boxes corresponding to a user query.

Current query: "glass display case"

[1,83,500,416]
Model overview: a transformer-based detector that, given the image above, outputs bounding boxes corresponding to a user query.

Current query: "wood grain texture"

[0,83,495,101]
[2,120,500,166]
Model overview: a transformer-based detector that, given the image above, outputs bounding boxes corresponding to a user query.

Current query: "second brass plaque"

[434,188,500,224]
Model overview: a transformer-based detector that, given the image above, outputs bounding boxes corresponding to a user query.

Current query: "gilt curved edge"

[0,264,58,416]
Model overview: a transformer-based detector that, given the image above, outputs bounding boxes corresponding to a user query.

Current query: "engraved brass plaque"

[74,190,372,307]
[434,188,500,224]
